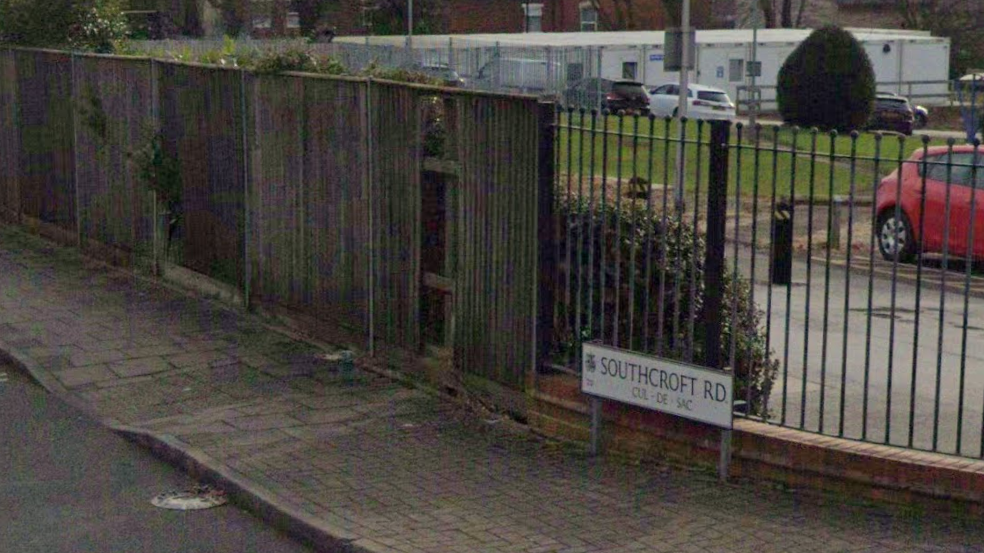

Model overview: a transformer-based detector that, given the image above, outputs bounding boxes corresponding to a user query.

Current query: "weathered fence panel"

[454,95,540,389]
[159,62,245,286]
[248,74,371,334]
[0,49,18,220]
[14,50,76,232]
[371,82,422,350]
[74,55,155,262]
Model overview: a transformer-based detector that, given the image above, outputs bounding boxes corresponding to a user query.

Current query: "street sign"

[664,29,696,71]
[650,53,664,62]
[581,342,733,429]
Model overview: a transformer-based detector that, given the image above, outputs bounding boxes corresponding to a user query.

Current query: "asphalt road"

[0,364,314,553]
[733,244,984,457]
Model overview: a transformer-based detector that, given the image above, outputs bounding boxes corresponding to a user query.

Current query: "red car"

[876,145,984,262]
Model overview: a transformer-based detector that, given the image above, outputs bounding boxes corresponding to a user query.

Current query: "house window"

[580,2,598,31]
[622,62,637,80]
[523,3,543,33]
[729,59,744,82]
[567,62,584,83]
[287,11,301,29]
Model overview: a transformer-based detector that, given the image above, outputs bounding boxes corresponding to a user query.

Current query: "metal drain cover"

[151,485,228,510]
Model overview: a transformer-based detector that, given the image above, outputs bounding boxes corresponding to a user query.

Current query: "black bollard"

[771,201,793,286]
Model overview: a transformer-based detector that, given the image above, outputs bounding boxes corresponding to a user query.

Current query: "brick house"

[833,0,902,28]
[539,0,732,33]
[238,0,530,37]
[198,0,733,38]
[733,0,902,29]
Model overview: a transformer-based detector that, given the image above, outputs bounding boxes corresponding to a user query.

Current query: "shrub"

[777,26,876,132]
[553,196,778,417]
[0,0,128,52]
[69,0,129,53]
[248,48,346,75]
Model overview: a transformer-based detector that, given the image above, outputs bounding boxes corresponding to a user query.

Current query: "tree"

[161,0,204,36]
[208,0,249,36]
[364,0,443,36]
[743,0,809,29]
[777,26,876,132]
[897,0,984,78]
[0,0,128,51]
[291,0,333,36]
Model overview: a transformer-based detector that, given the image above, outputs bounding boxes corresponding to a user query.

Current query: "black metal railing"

[546,106,984,459]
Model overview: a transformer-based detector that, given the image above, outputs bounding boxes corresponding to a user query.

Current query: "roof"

[337,28,945,49]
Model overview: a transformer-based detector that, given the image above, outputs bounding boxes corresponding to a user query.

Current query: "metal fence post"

[704,121,730,370]
[704,121,731,480]
[536,102,557,391]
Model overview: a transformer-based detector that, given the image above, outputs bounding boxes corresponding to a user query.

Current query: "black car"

[602,81,650,115]
[563,77,614,109]
[867,93,915,135]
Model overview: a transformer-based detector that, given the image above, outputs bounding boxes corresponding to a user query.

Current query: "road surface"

[732,244,984,457]
[0,363,314,553]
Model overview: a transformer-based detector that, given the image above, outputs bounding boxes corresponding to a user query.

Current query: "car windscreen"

[875,98,909,110]
[696,91,730,103]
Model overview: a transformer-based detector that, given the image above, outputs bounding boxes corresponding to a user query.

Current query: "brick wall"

[445,0,526,33]
[545,0,669,32]
[531,372,984,512]
[734,0,884,28]
[836,5,903,28]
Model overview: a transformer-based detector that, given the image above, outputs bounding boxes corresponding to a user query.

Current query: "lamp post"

[408,0,413,51]
[674,0,691,212]
[748,1,762,138]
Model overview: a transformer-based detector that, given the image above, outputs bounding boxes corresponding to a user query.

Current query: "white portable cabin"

[336,28,951,108]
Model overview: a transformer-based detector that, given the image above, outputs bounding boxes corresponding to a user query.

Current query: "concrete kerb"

[0,337,133,430]
[0,338,378,553]
[114,426,372,553]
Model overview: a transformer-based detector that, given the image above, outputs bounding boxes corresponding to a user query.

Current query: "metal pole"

[407,0,413,51]
[590,397,602,455]
[674,0,691,210]
[705,121,731,480]
[719,428,732,482]
[749,25,758,132]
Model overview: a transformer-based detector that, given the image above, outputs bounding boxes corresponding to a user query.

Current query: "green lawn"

[557,115,858,200]
[764,126,951,163]
[554,113,960,200]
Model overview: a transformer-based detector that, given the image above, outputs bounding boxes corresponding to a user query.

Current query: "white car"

[647,83,736,121]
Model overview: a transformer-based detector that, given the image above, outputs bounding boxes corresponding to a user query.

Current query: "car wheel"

[915,112,928,129]
[877,210,916,263]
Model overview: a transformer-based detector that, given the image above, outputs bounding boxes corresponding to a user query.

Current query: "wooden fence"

[74,55,155,262]
[0,47,545,393]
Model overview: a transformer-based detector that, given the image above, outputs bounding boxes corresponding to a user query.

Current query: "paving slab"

[3,222,984,553]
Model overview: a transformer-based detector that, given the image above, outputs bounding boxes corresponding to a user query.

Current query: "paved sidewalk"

[2,223,984,553]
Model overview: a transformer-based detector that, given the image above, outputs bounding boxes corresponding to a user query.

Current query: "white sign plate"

[581,342,733,429]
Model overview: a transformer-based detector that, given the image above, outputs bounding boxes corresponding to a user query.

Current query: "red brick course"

[534,372,984,512]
